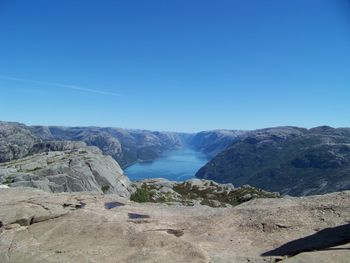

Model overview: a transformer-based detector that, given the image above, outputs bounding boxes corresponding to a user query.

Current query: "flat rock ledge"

[0,188,349,263]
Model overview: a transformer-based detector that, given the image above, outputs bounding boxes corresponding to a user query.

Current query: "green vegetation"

[130,187,152,202]
[130,181,279,208]
[101,185,110,193]
[3,176,15,185]
[130,183,178,203]
[173,182,279,207]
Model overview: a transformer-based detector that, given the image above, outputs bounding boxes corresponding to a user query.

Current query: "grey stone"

[0,188,349,262]
[0,145,132,197]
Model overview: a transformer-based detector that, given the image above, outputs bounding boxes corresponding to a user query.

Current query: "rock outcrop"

[132,178,279,207]
[0,122,192,168]
[0,122,40,163]
[0,142,132,197]
[0,187,349,262]
[196,126,350,196]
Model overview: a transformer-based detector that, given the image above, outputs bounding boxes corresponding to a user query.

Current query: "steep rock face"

[189,130,246,157]
[0,188,349,262]
[29,140,88,154]
[0,122,40,163]
[0,122,248,169]
[0,142,132,197]
[31,126,189,168]
[0,122,191,168]
[196,126,350,196]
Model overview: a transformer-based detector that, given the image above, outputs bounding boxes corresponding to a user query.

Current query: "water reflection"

[125,148,208,181]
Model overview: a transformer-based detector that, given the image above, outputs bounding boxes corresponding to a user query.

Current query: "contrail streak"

[0,75,121,96]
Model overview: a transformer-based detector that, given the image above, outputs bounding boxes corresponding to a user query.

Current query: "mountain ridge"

[0,121,246,168]
[196,126,350,196]
[2,121,350,196]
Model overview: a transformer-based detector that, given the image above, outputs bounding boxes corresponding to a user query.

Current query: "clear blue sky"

[0,0,349,132]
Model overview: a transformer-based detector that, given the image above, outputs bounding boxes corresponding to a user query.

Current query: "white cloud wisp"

[0,75,121,97]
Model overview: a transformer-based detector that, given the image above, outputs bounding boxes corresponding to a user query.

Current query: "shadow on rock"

[104,201,125,209]
[128,213,150,219]
[262,223,350,257]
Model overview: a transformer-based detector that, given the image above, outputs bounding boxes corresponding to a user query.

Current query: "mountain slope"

[0,122,190,168]
[0,122,250,168]
[31,126,189,168]
[189,130,246,157]
[0,122,40,162]
[196,126,350,196]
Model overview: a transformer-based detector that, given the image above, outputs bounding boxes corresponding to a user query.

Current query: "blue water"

[124,148,208,181]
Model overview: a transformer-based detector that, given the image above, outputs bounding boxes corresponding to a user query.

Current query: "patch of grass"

[131,183,177,203]
[3,176,15,185]
[131,181,279,207]
[173,182,279,207]
[130,187,152,203]
[101,185,110,193]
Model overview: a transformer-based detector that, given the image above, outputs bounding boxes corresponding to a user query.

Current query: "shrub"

[3,176,15,185]
[130,188,151,203]
[101,185,110,193]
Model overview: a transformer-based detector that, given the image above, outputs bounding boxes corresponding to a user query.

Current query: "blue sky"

[0,0,349,132]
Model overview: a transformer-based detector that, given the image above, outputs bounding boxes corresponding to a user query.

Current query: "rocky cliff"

[0,122,40,162]
[3,121,350,197]
[0,122,190,168]
[31,126,190,168]
[0,141,132,197]
[196,126,350,196]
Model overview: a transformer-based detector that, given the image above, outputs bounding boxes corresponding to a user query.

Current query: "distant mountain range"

[0,122,187,168]
[1,121,350,196]
[0,121,243,168]
[31,125,189,168]
[196,126,350,196]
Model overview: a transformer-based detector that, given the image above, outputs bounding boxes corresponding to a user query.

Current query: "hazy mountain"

[196,126,350,196]
[3,121,350,196]
[189,130,247,157]
[31,126,188,168]
[1,121,246,168]
[0,122,40,162]
[0,122,190,168]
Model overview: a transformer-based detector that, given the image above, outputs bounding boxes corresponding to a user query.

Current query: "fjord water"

[124,148,208,181]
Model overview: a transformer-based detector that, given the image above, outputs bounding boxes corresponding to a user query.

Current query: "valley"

[1,1,349,261]
[125,148,208,181]
[1,121,350,262]
[1,121,350,196]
